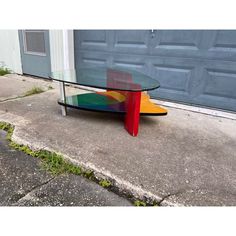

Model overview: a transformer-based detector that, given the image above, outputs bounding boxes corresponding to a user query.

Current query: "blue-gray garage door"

[74,30,236,112]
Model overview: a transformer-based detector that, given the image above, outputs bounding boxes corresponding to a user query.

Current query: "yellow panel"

[97,91,167,115]
[97,91,126,102]
[140,93,167,114]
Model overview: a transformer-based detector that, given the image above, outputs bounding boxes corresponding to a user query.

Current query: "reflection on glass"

[51,66,160,92]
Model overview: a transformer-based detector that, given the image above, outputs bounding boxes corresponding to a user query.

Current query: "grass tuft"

[82,170,95,180]
[134,200,147,206]
[37,150,82,176]
[99,179,112,188]
[0,121,82,176]
[0,122,14,141]
[0,67,11,76]
[24,87,45,97]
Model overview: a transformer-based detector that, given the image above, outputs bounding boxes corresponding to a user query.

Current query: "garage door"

[74,30,236,112]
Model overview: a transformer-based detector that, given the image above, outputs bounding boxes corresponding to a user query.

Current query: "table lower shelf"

[58,92,167,116]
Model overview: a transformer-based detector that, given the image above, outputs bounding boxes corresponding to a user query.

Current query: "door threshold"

[152,99,236,121]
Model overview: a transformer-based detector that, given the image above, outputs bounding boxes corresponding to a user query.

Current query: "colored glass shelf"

[58,92,167,116]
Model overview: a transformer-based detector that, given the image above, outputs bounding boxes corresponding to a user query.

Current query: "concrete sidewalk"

[0,130,131,206]
[0,74,52,102]
[1,74,236,206]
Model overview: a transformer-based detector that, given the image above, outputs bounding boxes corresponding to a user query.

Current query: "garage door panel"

[152,65,192,93]
[113,60,145,69]
[154,30,202,49]
[193,63,236,111]
[74,30,111,51]
[113,30,150,54]
[151,30,203,58]
[149,56,197,98]
[111,55,196,100]
[150,87,192,103]
[202,69,236,99]
[193,94,236,111]
[75,51,109,67]
[112,53,148,72]
[151,30,236,61]
[211,30,236,50]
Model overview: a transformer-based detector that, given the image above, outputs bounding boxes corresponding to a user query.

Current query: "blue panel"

[18,30,51,78]
[203,70,236,99]
[113,30,150,54]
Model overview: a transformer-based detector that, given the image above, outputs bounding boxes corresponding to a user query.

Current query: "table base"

[58,92,167,136]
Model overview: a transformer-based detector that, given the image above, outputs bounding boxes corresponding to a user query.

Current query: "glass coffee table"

[50,66,167,136]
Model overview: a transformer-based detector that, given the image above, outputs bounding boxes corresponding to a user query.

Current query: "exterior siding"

[0,30,74,75]
[0,30,22,74]
[49,30,74,72]
[49,30,64,72]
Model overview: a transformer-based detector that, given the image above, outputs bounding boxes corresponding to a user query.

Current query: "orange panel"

[98,91,167,115]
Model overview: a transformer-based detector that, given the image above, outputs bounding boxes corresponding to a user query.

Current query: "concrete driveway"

[1,74,236,206]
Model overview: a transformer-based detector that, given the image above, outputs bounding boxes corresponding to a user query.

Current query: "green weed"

[99,179,112,188]
[0,122,14,141]
[82,170,95,180]
[0,67,11,76]
[24,87,45,97]
[134,200,147,206]
[0,121,82,176]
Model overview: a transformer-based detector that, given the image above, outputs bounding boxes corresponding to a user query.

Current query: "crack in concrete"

[0,88,52,103]
[0,96,25,103]
[11,176,56,205]
[158,190,186,206]
[158,194,172,205]
[0,92,48,103]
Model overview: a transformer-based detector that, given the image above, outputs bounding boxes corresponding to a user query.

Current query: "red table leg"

[124,91,141,137]
[106,68,141,136]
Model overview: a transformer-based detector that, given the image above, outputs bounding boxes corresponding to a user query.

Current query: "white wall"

[49,30,75,72]
[0,30,74,75]
[0,30,22,74]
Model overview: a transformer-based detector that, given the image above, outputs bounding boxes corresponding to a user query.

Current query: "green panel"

[61,93,126,113]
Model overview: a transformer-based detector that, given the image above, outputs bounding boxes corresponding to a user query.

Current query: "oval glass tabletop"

[50,66,160,92]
